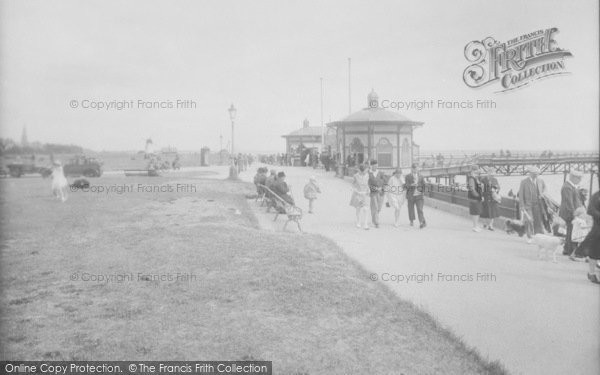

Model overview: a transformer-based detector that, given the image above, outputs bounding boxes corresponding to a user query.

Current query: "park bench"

[257,184,303,232]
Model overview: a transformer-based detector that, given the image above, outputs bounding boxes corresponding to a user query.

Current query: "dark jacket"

[588,191,600,226]
[265,176,276,189]
[272,180,294,205]
[368,171,386,196]
[467,175,483,201]
[559,181,582,222]
[405,173,425,199]
[481,176,500,202]
[518,177,546,209]
[254,173,267,186]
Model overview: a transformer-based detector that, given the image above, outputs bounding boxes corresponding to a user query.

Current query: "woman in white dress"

[51,161,68,202]
[387,169,406,227]
[350,164,370,230]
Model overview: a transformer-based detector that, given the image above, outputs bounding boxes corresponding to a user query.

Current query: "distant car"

[4,159,52,178]
[63,156,103,177]
[6,163,52,178]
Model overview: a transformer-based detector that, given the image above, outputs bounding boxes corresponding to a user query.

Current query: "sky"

[0,0,598,153]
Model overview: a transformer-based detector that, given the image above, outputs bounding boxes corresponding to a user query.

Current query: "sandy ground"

[243,165,600,375]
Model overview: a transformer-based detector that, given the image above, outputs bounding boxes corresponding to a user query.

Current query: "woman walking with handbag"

[467,166,484,232]
[481,170,501,231]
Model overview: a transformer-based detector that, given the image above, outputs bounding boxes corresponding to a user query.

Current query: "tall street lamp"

[219,134,223,164]
[228,103,236,155]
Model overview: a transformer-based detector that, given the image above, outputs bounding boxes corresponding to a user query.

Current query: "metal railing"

[421,183,519,219]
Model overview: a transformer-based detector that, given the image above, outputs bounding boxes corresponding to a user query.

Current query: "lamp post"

[227,104,238,179]
[219,134,223,165]
[228,103,236,155]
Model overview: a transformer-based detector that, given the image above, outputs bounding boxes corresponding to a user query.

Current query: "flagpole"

[348,57,352,114]
[320,77,324,151]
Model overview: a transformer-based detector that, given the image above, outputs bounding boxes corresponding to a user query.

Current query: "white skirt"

[387,193,405,210]
[51,172,68,190]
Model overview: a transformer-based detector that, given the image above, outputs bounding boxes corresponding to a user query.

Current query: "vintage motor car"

[63,155,103,177]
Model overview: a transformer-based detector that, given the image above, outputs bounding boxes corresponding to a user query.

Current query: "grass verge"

[0,173,507,374]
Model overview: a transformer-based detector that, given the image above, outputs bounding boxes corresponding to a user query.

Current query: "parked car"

[63,155,103,177]
[3,155,52,178]
[5,162,52,178]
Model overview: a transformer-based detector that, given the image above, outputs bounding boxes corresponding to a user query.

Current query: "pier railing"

[421,183,519,219]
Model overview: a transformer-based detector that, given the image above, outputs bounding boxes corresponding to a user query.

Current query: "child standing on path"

[304,176,321,214]
[570,206,592,261]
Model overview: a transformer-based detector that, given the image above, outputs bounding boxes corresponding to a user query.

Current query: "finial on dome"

[367,89,379,108]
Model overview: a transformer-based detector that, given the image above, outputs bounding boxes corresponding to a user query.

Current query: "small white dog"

[533,234,565,263]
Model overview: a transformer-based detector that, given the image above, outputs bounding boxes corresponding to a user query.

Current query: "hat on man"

[270,169,277,175]
[569,169,584,178]
[393,168,402,175]
[411,163,418,169]
[370,160,378,165]
[527,166,540,174]
[277,171,286,178]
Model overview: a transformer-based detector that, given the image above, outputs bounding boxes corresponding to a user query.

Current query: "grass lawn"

[0,171,507,374]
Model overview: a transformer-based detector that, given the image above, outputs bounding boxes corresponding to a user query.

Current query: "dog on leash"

[505,219,526,237]
[533,234,565,262]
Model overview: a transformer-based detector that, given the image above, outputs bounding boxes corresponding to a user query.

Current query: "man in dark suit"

[368,160,385,228]
[405,163,427,228]
[518,166,547,242]
[559,170,583,254]
[272,171,294,205]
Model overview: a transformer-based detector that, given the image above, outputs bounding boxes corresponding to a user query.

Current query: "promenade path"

[241,165,599,375]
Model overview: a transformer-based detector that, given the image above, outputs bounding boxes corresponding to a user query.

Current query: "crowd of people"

[554,169,598,284]
[258,151,340,172]
[349,161,427,230]
[231,153,254,173]
[253,167,297,209]
[417,150,596,169]
[480,165,598,285]
[253,158,600,285]
[466,166,501,232]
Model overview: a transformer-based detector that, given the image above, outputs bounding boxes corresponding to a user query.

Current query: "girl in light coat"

[303,176,321,213]
[51,161,68,202]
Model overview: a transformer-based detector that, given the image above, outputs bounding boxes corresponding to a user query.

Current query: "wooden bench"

[258,184,303,232]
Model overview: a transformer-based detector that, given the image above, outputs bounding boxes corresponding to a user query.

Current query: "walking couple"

[350,161,426,229]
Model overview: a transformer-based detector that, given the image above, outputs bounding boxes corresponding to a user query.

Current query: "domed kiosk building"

[327,90,423,173]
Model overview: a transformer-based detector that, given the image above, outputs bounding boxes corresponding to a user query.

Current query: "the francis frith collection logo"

[463,28,572,92]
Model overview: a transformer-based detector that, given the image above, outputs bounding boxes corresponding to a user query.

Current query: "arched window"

[401,138,411,167]
[349,138,365,165]
[376,138,393,167]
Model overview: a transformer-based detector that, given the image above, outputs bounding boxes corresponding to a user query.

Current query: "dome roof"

[327,90,424,127]
[340,107,415,123]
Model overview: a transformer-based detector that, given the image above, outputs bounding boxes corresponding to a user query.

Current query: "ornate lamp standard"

[227,104,238,179]
[228,104,236,155]
[219,134,223,165]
